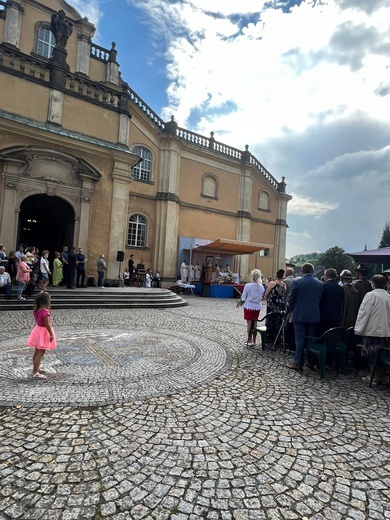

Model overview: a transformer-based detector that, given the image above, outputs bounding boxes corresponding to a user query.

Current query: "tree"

[318,246,356,274]
[288,252,320,266]
[378,221,390,248]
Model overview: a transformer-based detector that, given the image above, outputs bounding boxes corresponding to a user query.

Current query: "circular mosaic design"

[0,327,231,406]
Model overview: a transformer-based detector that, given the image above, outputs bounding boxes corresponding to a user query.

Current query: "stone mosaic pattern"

[0,298,389,519]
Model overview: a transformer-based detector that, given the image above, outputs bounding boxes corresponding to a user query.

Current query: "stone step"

[0,286,188,310]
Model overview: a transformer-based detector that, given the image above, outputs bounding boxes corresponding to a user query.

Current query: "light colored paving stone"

[0,298,389,519]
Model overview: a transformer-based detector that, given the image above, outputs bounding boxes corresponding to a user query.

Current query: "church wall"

[88,58,107,83]
[61,95,120,143]
[1,75,49,123]
[178,206,237,241]
[124,195,156,270]
[178,156,240,211]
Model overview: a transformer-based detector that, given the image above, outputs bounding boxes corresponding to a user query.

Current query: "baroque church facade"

[0,0,291,283]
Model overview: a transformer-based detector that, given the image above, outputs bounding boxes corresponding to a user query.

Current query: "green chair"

[345,326,364,374]
[369,347,390,388]
[305,327,347,378]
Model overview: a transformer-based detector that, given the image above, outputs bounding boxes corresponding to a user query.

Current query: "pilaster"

[47,89,64,126]
[76,19,95,76]
[0,162,22,249]
[3,0,23,47]
[107,159,132,277]
[153,137,181,280]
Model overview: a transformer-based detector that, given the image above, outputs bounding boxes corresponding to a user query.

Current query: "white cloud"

[123,0,390,256]
[69,0,102,26]
[288,194,338,218]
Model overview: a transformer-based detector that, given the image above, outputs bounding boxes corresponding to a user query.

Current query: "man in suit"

[287,263,323,370]
[317,268,344,336]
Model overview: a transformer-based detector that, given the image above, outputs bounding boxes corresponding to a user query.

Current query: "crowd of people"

[0,243,96,298]
[238,263,390,385]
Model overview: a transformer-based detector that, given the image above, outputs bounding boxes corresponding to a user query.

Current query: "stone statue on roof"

[51,10,73,49]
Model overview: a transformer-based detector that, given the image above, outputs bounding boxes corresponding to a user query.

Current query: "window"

[202,174,218,199]
[127,214,147,247]
[37,27,55,58]
[132,147,152,182]
[258,190,270,211]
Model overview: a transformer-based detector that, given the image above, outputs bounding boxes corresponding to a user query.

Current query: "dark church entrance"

[19,195,75,255]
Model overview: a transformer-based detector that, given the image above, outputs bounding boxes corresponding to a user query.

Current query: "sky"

[69,0,390,259]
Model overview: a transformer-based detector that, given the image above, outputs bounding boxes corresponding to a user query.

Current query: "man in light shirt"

[0,266,12,300]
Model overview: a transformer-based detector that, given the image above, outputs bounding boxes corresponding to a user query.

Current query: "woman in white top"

[237,269,265,347]
[355,274,390,385]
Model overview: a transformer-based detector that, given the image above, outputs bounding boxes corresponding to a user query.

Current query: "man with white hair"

[0,266,12,300]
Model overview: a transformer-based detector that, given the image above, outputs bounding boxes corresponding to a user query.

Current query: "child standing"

[27,291,57,379]
[39,249,51,291]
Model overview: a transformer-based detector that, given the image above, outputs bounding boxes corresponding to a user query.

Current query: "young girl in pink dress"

[27,291,57,379]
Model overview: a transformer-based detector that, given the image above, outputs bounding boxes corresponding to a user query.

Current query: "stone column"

[3,0,23,48]
[78,176,94,254]
[47,89,64,126]
[154,137,181,281]
[107,157,133,278]
[0,163,21,249]
[76,19,95,75]
[273,194,291,272]
[235,161,253,282]
[106,43,119,85]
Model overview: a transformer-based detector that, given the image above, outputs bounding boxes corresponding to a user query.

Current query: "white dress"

[180,262,188,282]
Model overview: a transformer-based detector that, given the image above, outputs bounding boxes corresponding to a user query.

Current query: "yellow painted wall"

[62,95,119,142]
[1,75,49,122]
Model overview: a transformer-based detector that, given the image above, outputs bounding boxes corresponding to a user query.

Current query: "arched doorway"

[19,195,75,254]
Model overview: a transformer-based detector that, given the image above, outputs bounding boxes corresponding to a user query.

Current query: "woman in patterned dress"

[264,269,286,346]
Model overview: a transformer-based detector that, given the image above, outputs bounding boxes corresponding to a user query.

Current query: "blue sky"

[70,0,390,259]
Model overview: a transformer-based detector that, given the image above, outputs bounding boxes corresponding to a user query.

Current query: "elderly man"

[339,269,360,329]
[0,266,12,300]
[287,263,323,370]
[353,264,372,305]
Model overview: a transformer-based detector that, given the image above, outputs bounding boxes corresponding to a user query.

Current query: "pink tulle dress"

[27,308,57,350]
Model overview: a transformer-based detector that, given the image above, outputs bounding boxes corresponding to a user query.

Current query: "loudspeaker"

[116,251,125,262]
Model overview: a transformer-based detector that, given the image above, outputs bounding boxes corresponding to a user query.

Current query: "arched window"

[258,190,270,211]
[127,214,147,247]
[202,174,218,199]
[36,26,55,58]
[132,147,152,182]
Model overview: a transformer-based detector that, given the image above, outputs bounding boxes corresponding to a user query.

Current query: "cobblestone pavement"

[1,297,389,519]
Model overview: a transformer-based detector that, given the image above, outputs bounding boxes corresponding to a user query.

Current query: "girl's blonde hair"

[34,291,51,313]
[251,269,262,283]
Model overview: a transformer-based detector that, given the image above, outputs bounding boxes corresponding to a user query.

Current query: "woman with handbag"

[16,255,32,301]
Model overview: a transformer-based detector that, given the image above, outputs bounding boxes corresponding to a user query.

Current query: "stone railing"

[0,44,50,82]
[249,155,279,190]
[64,74,120,108]
[126,86,166,130]
[90,44,110,63]
[177,128,242,159]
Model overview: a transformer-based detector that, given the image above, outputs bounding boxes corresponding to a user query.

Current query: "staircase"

[0,286,188,310]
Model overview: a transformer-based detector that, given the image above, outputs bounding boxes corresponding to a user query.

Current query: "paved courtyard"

[0,297,389,519]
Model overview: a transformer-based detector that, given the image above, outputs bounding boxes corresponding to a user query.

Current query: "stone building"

[0,0,291,283]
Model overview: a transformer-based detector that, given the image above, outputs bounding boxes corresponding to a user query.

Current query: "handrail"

[64,74,120,108]
[126,86,166,130]
[90,44,110,63]
[0,45,50,82]
[248,155,279,190]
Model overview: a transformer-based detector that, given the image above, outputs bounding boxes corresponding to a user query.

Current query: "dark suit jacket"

[320,279,344,324]
[288,274,323,323]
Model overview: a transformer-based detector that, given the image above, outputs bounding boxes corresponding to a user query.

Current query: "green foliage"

[287,252,321,266]
[379,222,390,248]
[318,246,356,274]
